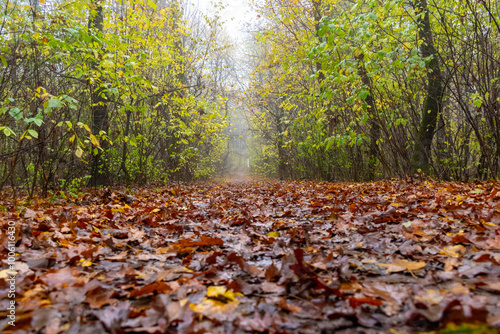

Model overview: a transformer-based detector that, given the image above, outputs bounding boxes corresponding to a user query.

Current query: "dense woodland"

[1,0,499,195]
[1,2,500,332]
[247,0,500,181]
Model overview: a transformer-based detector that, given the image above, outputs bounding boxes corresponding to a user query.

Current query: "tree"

[0,0,231,194]
[411,0,444,174]
[88,0,109,186]
[248,0,499,180]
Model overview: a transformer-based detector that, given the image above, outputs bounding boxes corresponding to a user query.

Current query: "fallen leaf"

[190,286,241,316]
[278,299,302,312]
[129,282,171,298]
[179,235,224,247]
[440,245,466,257]
[377,259,426,273]
[414,289,443,306]
[340,282,362,294]
[349,297,382,308]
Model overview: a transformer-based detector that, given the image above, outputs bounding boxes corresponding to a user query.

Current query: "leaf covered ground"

[1,180,500,333]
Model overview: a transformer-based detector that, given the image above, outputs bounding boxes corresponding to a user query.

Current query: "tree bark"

[357,53,380,180]
[411,0,444,174]
[312,0,336,135]
[88,0,109,186]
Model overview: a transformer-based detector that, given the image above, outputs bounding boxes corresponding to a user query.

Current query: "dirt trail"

[225,170,253,182]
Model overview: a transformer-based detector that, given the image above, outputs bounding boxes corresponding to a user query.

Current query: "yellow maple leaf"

[206,286,237,301]
[266,231,280,237]
[190,286,242,315]
[111,204,131,213]
[79,259,94,267]
[440,245,466,258]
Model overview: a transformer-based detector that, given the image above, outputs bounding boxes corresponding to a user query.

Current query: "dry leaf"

[440,245,466,257]
[378,259,426,273]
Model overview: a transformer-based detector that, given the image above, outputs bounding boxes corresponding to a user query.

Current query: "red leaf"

[179,235,224,247]
[349,297,382,309]
[265,263,281,282]
[451,235,472,244]
[290,248,341,297]
[129,282,170,298]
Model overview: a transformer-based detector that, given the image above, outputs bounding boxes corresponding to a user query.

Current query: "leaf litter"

[0,179,499,333]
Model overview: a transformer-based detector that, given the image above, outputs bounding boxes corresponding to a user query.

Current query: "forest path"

[225,170,253,182]
[1,180,500,332]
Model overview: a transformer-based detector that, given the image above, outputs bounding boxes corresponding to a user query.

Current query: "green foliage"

[246,0,500,181]
[0,0,231,193]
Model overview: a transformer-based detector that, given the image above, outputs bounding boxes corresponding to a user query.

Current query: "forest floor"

[1,179,500,333]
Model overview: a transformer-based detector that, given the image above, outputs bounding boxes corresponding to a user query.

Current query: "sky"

[222,0,251,27]
[195,0,255,41]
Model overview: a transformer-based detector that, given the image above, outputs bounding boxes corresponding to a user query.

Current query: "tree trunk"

[88,0,109,186]
[119,108,131,182]
[411,0,444,174]
[357,53,380,181]
[312,0,336,135]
